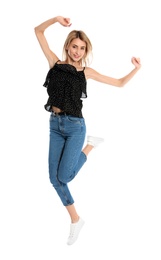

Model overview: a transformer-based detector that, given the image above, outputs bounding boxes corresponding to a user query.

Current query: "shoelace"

[68,224,77,238]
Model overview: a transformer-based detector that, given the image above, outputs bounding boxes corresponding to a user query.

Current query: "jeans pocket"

[67,116,82,124]
[49,113,56,122]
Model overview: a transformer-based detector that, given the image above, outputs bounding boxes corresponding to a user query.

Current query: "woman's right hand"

[57,16,72,27]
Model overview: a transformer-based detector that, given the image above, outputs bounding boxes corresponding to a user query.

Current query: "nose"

[75,49,79,55]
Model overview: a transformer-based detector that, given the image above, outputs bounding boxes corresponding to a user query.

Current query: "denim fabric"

[48,112,87,206]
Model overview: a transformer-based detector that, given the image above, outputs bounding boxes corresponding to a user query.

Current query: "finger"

[65,18,71,24]
[135,58,140,64]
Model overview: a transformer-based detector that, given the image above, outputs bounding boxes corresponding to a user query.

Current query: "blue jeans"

[49,112,87,206]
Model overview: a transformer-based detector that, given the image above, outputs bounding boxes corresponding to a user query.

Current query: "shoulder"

[84,67,99,80]
[49,58,61,69]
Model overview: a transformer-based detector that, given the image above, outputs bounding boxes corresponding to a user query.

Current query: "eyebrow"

[72,44,86,48]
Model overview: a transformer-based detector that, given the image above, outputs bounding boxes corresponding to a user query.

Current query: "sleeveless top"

[43,60,87,118]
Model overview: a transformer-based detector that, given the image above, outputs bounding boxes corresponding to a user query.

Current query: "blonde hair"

[62,30,93,66]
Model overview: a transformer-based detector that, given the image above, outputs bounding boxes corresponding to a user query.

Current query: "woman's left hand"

[131,57,141,69]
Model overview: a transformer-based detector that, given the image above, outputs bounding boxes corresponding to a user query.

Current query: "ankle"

[71,216,80,223]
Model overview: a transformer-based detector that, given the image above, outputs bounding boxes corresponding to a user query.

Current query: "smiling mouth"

[74,56,80,59]
[74,55,80,59]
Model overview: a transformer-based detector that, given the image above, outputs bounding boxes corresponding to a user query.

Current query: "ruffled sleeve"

[43,68,52,88]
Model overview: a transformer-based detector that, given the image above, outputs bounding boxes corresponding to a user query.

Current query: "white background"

[0,0,161,259]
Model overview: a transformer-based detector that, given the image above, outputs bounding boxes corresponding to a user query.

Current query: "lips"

[74,55,80,59]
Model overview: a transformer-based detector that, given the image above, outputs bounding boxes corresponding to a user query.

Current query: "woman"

[34,16,141,245]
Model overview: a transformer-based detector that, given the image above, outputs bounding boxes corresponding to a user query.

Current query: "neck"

[65,57,82,67]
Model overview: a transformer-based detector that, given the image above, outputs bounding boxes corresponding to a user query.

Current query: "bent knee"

[58,172,75,184]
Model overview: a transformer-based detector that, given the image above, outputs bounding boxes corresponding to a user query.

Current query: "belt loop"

[52,111,57,116]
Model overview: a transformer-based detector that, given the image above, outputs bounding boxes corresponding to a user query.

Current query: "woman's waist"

[51,106,83,118]
[52,106,63,113]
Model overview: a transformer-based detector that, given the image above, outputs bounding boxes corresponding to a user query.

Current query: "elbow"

[34,26,38,35]
[34,26,43,35]
[116,79,125,88]
[119,82,125,88]
[34,26,40,34]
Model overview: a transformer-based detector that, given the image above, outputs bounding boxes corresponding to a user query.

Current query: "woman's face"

[67,38,86,62]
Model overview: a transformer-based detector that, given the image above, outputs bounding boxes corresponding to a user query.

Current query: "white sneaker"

[67,218,85,245]
[87,135,104,148]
